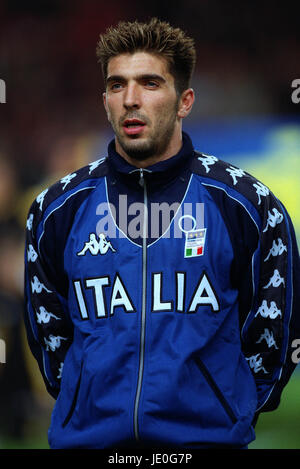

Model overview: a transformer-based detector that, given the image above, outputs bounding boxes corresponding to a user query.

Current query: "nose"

[123,82,140,110]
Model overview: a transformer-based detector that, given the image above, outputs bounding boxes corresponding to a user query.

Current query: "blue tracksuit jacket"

[24,132,300,449]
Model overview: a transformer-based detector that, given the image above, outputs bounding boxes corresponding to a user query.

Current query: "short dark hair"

[96,18,196,96]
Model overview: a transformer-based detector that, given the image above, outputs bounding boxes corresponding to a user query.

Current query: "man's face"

[103,52,184,164]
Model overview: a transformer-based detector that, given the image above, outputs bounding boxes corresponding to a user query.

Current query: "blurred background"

[0,0,299,449]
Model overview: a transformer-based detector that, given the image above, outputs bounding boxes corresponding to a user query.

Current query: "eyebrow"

[106,74,166,86]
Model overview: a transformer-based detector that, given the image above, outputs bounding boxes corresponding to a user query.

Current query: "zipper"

[133,169,148,441]
[195,356,237,425]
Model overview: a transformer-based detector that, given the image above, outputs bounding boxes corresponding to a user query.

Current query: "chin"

[120,139,156,161]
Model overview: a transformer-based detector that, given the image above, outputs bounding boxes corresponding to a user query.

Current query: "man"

[24,18,300,449]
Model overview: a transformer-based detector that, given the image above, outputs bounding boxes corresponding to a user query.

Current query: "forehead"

[107,51,172,80]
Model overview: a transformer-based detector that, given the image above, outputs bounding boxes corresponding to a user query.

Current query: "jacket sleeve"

[24,191,74,399]
[240,189,300,417]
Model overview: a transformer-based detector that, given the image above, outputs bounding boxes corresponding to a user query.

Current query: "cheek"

[105,97,120,122]
[153,99,178,125]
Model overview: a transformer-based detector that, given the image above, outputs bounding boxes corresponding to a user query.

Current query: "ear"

[177,88,195,119]
[103,92,111,122]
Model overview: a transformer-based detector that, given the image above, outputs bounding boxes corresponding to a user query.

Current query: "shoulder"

[27,156,109,234]
[191,150,279,221]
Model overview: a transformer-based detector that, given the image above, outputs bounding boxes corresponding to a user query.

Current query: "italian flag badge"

[184,229,206,258]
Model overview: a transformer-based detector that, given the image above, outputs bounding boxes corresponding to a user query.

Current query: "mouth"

[123,118,146,136]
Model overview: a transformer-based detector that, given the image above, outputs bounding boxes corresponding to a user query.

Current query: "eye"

[144,80,159,89]
[109,82,124,92]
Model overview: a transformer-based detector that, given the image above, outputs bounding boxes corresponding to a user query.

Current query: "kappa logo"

[77,233,116,256]
[26,213,34,231]
[256,328,278,349]
[27,244,38,262]
[60,172,77,190]
[36,306,61,324]
[263,208,283,233]
[225,166,246,185]
[31,275,52,294]
[255,299,282,319]
[246,353,268,374]
[44,335,67,352]
[197,154,218,173]
[88,157,106,175]
[264,238,287,262]
[263,269,285,289]
[57,362,64,379]
[36,188,48,211]
[253,181,269,205]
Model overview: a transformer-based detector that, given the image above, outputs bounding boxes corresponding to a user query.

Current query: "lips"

[123,118,146,136]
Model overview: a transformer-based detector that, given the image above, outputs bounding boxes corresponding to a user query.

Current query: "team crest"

[184,229,206,258]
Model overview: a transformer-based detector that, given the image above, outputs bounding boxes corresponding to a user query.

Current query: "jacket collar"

[107,131,195,190]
